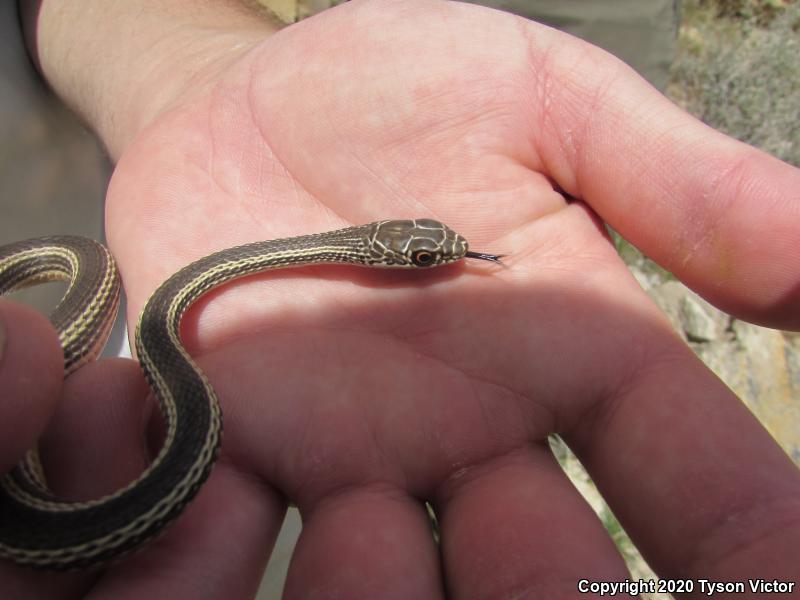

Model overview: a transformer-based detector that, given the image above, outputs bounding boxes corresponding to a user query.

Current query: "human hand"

[0,300,154,597]
[9,1,800,597]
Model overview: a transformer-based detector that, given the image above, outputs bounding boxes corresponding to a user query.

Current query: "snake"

[0,218,501,570]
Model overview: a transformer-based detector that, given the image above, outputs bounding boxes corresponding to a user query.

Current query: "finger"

[86,464,285,600]
[521,19,800,328]
[567,342,800,580]
[285,486,443,600]
[0,562,91,600]
[38,357,150,498]
[0,307,110,596]
[74,352,289,599]
[437,445,628,599]
[3,345,284,596]
[196,339,446,599]
[0,299,62,473]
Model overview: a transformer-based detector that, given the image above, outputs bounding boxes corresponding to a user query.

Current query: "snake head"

[366,219,501,268]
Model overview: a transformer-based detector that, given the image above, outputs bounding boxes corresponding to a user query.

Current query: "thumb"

[0,299,63,473]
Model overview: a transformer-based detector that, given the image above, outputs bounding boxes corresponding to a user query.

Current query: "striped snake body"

[0,218,500,570]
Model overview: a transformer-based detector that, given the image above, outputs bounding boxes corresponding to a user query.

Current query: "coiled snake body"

[0,218,500,570]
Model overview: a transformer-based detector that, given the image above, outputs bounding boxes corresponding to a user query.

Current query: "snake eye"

[411,250,437,267]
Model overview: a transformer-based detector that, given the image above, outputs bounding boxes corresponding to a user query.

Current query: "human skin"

[2,0,799,598]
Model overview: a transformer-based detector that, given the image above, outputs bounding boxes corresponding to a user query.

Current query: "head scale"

[364,219,469,268]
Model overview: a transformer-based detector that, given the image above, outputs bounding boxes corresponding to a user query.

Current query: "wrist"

[19,0,276,159]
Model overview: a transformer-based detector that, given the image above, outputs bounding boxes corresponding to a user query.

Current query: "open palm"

[3,2,798,598]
